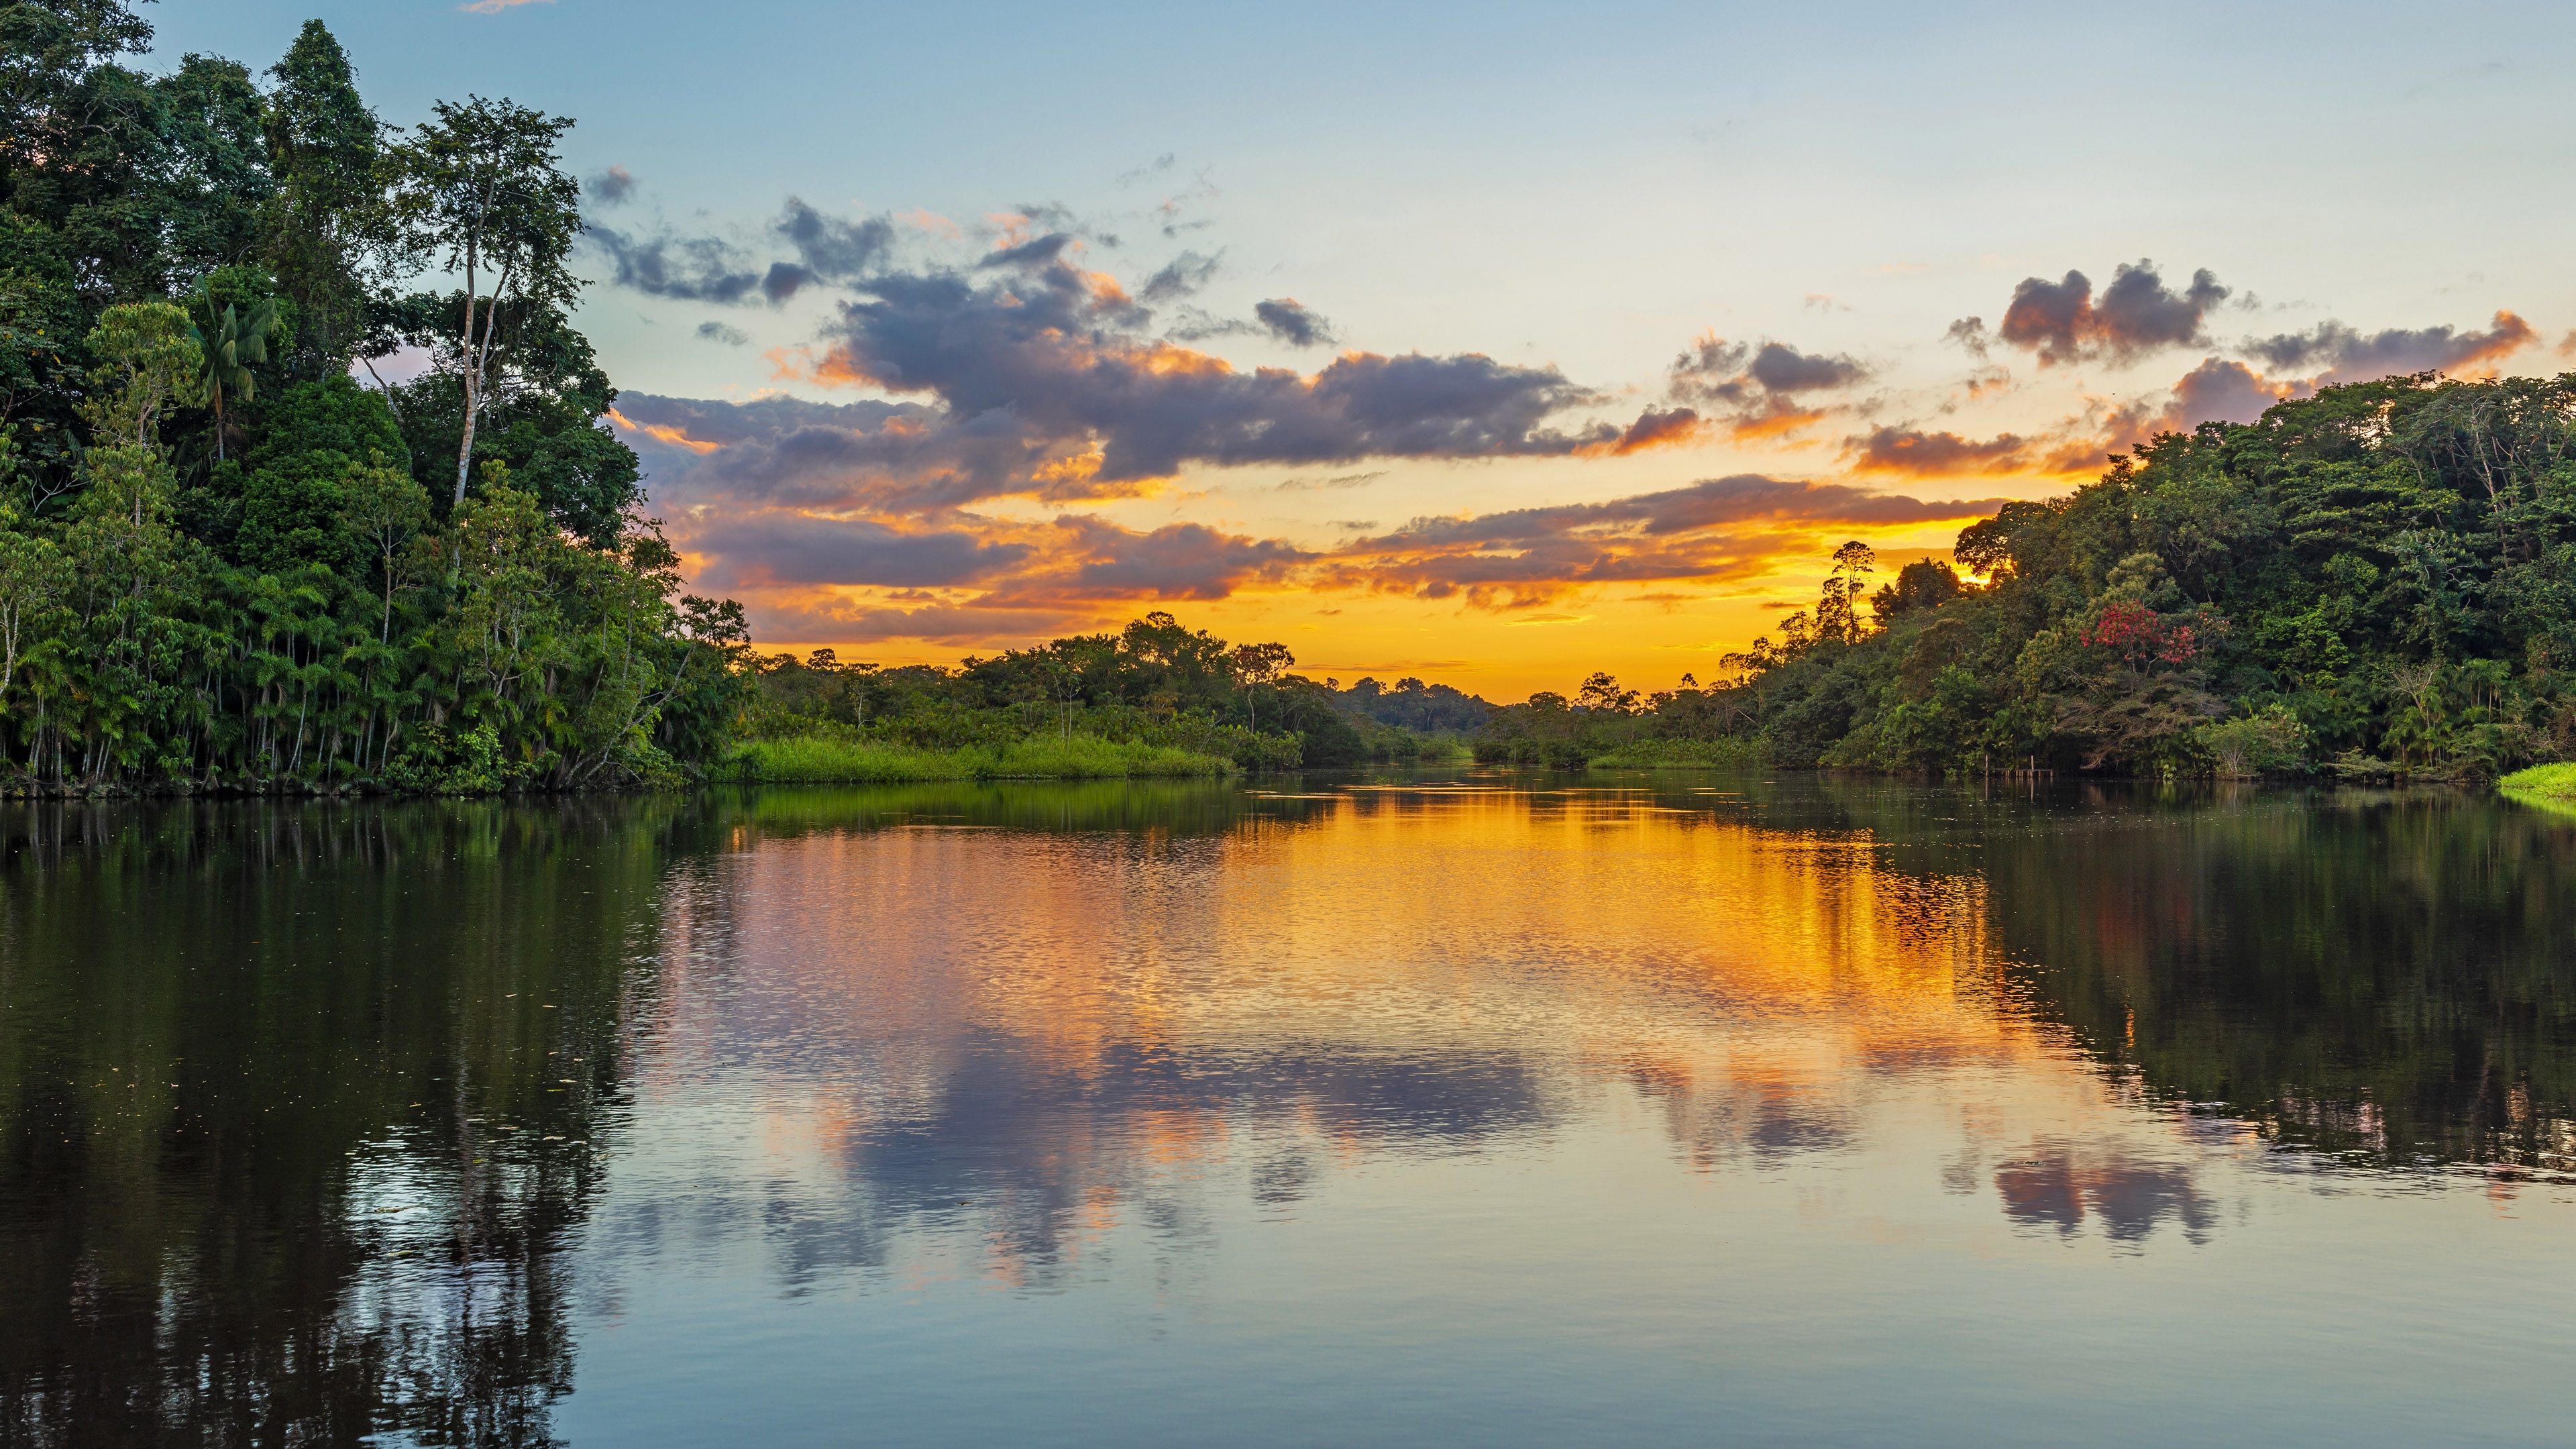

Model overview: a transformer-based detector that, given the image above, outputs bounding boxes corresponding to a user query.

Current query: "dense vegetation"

[1482,377,2576,780]
[729,610,1480,780]
[0,3,747,796]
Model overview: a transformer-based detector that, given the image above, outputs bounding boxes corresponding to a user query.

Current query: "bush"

[1587,738,1768,769]
[2194,706,2310,778]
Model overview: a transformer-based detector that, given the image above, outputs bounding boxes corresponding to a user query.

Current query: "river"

[3,772,2572,1445]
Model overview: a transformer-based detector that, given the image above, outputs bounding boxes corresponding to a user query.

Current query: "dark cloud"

[2240,310,2534,385]
[776,199,893,278]
[1041,515,1311,600]
[1254,297,1336,348]
[1276,471,1383,492]
[1599,405,1704,455]
[794,258,1615,501]
[1943,317,1990,357]
[592,199,894,307]
[584,165,635,206]
[1666,334,1752,400]
[1138,250,1219,303]
[696,321,749,346]
[979,233,1076,269]
[1665,334,1866,439]
[1997,260,2229,366]
[691,514,1030,588]
[1845,427,2035,476]
[586,225,765,304]
[1746,341,1867,394]
[2163,358,2302,426]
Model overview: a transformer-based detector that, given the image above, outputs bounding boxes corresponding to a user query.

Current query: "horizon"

[161,0,2576,698]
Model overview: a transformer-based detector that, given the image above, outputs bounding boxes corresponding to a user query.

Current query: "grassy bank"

[718,733,1233,784]
[2500,763,2576,815]
[1587,739,1770,769]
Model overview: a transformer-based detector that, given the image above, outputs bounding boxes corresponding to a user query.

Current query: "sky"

[156,0,2576,698]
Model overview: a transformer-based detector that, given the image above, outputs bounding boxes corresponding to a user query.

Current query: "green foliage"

[2499,761,2576,816]
[1587,737,1768,769]
[1586,376,2576,780]
[0,9,747,796]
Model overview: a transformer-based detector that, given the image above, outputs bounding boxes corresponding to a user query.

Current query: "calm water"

[4,773,2574,1446]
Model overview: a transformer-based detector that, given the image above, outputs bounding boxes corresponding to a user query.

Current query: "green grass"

[720,733,1232,784]
[1587,738,1768,769]
[2500,762,2576,815]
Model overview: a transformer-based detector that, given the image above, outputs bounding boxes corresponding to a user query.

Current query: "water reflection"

[3,777,2573,1443]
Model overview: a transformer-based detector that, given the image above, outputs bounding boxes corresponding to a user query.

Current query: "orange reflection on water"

[616,784,2202,1286]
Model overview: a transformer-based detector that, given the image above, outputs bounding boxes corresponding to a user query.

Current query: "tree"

[384,97,583,508]
[1229,640,1293,731]
[1816,539,1876,645]
[337,451,431,642]
[0,506,68,716]
[262,19,383,371]
[187,288,279,460]
[83,302,201,447]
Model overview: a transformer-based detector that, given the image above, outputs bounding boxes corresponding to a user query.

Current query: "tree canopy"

[0,2,745,794]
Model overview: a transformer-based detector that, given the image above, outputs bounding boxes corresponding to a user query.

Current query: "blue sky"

[154,0,2576,688]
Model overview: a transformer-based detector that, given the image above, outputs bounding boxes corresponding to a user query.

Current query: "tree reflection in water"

[3,777,2571,1442]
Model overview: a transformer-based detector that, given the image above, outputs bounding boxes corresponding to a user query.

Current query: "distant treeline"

[741,612,1490,769]
[0,5,746,796]
[1483,375,2576,778]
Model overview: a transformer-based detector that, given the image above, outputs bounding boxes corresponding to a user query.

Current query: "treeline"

[743,612,1486,769]
[0,4,745,796]
[1483,374,2576,778]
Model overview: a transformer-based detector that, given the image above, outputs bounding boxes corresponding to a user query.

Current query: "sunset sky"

[168,1,2576,698]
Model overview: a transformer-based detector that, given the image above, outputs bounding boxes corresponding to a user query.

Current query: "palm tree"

[189,291,280,461]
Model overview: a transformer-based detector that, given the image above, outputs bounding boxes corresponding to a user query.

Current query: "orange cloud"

[605,407,720,455]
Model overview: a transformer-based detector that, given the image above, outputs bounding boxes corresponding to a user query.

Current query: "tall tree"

[262,19,383,372]
[384,97,582,508]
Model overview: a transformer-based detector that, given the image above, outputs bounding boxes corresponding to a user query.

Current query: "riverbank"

[715,733,1234,784]
[2500,763,2576,814]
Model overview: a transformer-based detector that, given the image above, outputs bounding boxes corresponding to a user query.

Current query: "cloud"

[1664,334,1868,441]
[1039,515,1311,600]
[1590,405,1707,455]
[624,384,2021,631]
[773,256,1625,504]
[1276,471,1383,492]
[459,0,549,11]
[2241,310,2534,385]
[1844,427,2037,476]
[2160,357,2305,426]
[696,321,749,346]
[584,166,634,205]
[1138,250,1219,302]
[690,514,1031,588]
[1943,317,1990,357]
[1746,341,1867,394]
[771,197,895,293]
[980,232,1076,269]
[1996,260,2229,366]
[589,199,896,307]
[1254,298,1336,347]
[586,225,766,304]
[1319,474,2016,609]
